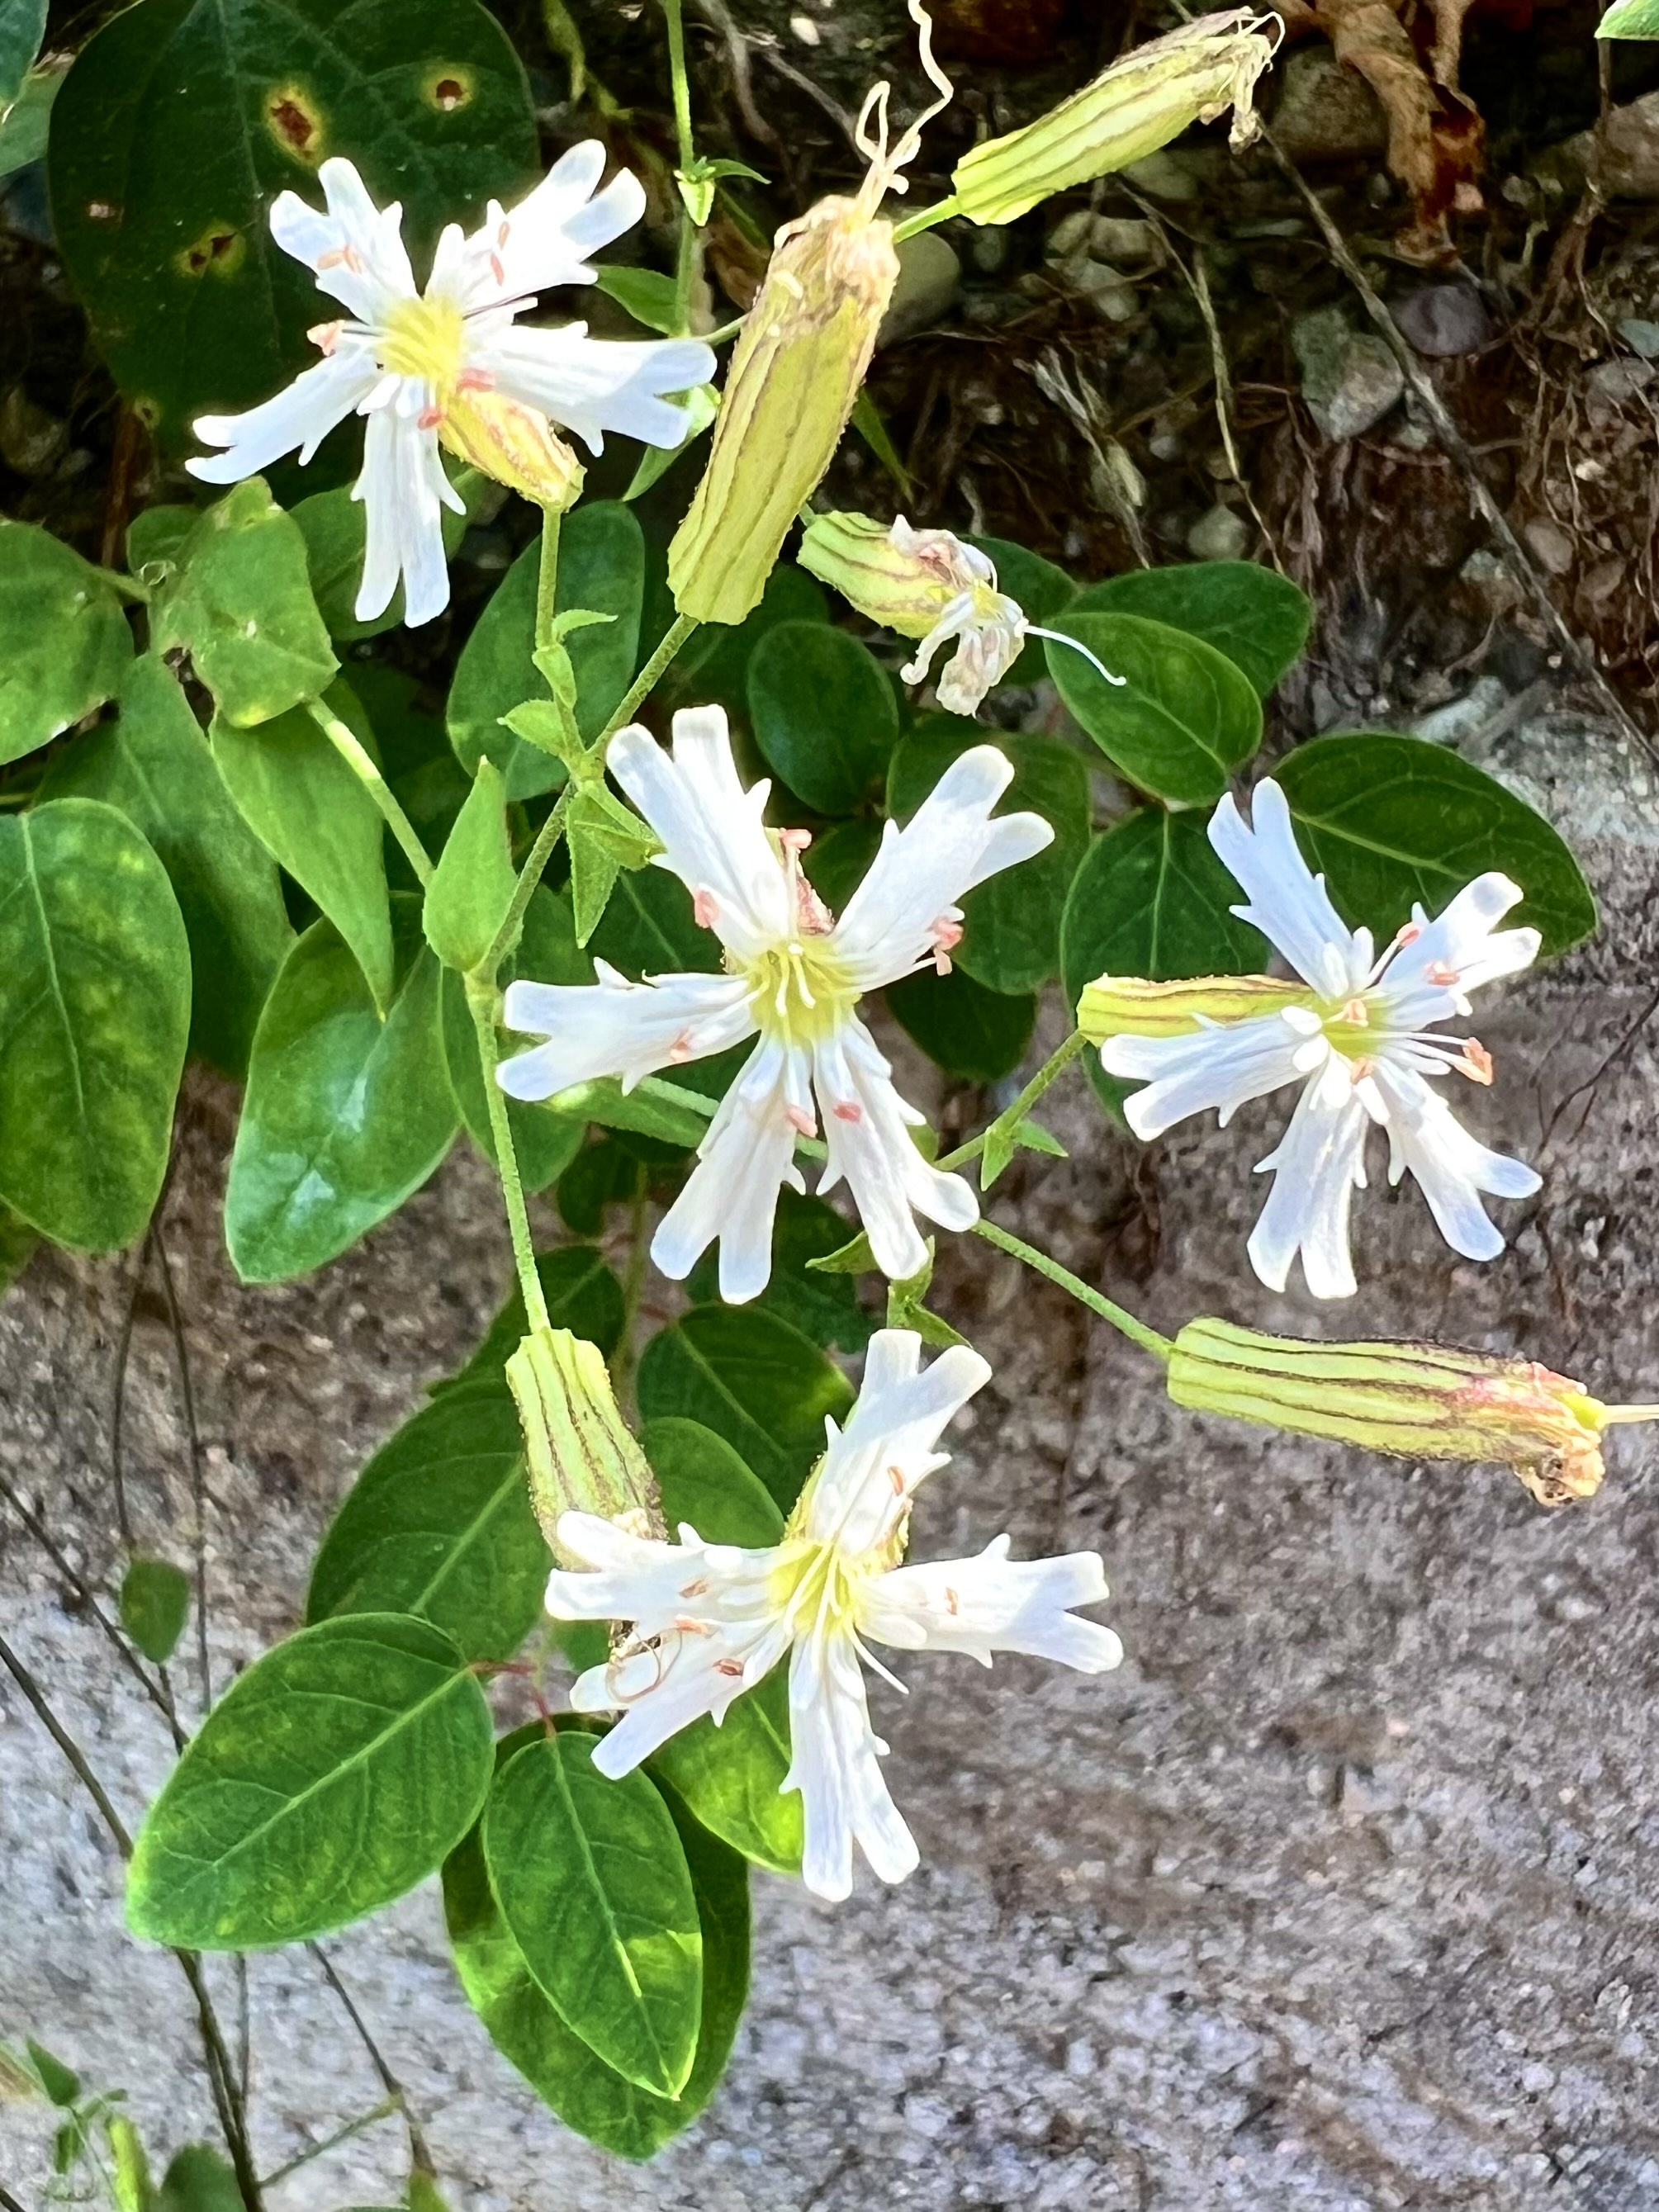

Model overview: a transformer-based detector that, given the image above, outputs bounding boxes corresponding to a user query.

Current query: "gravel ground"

[2,703,1657,2212]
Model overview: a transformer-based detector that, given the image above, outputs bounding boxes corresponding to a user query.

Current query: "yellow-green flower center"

[377,295,467,390]
[738,936,857,1049]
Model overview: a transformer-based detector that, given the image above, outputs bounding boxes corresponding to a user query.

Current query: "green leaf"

[1070,561,1312,698]
[1600,0,1659,34]
[637,1305,853,1513]
[587,860,718,978]
[22,2039,81,2105]
[969,535,1074,686]
[482,1733,703,2096]
[0,0,46,112]
[1046,611,1263,806]
[306,1384,547,1661]
[211,677,394,1013]
[666,562,828,718]
[423,759,515,971]
[49,0,538,447]
[440,885,588,1194]
[126,1612,494,1949]
[685,1188,873,1352]
[119,1557,192,1665]
[0,519,132,768]
[888,718,1090,992]
[437,1243,625,1394]
[592,263,681,334]
[0,56,62,179]
[800,815,880,912]
[747,622,898,816]
[1059,807,1268,1116]
[0,799,190,1251]
[448,504,645,799]
[640,1418,803,1875]
[126,504,199,580]
[293,467,480,642]
[1272,734,1598,959]
[156,2146,244,2212]
[887,965,1036,1084]
[225,898,457,1281]
[150,481,337,727]
[443,1734,750,2158]
[39,655,294,1075]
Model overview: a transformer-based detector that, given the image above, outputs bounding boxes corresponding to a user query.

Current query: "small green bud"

[1078,972,1315,1042]
[1168,1318,1659,1507]
[506,1326,661,1556]
[952,12,1279,226]
[422,757,517,973]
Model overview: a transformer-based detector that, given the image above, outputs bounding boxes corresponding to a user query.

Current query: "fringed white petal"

[812,1018,978,1284]
[607,708,794,956]
[353,405,453,625]
[497,964,755,1098]
[448,144,647,311]
[188,348,379,482]
[1102,1011,1310,1139]
[1372,872,1541,1028]
[830,746,1053,991]
[650,1036,808,1300]
[486,324,715,453]
[1245,1057,1371,1298]
[860,1537,1123,1672]
[803,1326,991,1555]
[785,1632,918,1902]
[1208,780,1364,1000]
[1370,1060,1540,1262]
[268,158,415,321]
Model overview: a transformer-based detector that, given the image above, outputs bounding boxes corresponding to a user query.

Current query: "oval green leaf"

[225,898,457,1282]
[50,0,539,446]
[40,655,294,1076]
[1071,561,1312,698]
[306,1384,547,1661]
[0,519,132,767]
[747,621,898,817]
[443,1736,749,2158]
[126,1612,495,1949]
[1046,610,1263,805]
[482,1733,703,2098]
[636,1305,854,1513]
[448,503,645,799]
[211,677,394,1014]
[888,718,1090,992]
[886,964,1036,1083]
[1,0,47,111]
[119,1556,192,1665]
[0,798,190,1250]
[1272,733,1597,959]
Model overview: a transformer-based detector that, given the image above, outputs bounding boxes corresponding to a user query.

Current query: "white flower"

[187,149,713,626]
[546,1329,1121,1901]
[889,519,1125,717]
[497,704,1054,1296]
[1100,779,1543,1299]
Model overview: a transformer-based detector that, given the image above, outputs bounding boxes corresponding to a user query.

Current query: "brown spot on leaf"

[426,69,472,112]
[266,86,324,163]
[176,225,245,279]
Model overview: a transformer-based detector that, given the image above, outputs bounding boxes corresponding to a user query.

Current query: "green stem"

[534,502,562,657]
[257,2100,401,2191]
[937,1029,1088,1174]
[973,1218,1172,1365]
[593,611,699,751]
[662,0,695,168]
[308,698,433,888]
[893,194,960,244]
[467,977,551,1334]
[705,313,747,347]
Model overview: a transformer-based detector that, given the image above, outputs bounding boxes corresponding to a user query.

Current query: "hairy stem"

[467,977,550,1334]
[592,611,699,751]
[662,0,695,168]
[972,1219,1173,1364]
[937,1030,1088,1175]
[308,698,433,888]
[534,502,562,658]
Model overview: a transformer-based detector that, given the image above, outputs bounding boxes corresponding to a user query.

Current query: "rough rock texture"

[3,706,1658,2211]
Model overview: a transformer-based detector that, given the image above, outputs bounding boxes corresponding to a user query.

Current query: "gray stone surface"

[3,710,1659,2210]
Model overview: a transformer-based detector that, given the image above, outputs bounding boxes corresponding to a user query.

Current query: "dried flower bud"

[951,11,1281,227]
[506,1325,661,1556]
[1168,1318,1658,1506]
[439,389,585,514]
[669,1,950,625]
[1078,973,1313,1042]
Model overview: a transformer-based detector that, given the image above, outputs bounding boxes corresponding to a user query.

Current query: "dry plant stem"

[306,1944,436,2178]
[973,1217,1173,1363]
[153,1221,212,1707]
[307,698,435,887]
[1258,121,1659,770]
[257,2096,401,2190]
[0,1630,262,2209]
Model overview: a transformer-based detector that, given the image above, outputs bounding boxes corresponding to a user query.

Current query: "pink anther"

[456,366,495,393]
[786,1105,817,1137]
[417,405,443,430]
[693,888,719,928]
[833,1101,864,1123]
[306,320,344,355]
[1458,1039,1495,1086]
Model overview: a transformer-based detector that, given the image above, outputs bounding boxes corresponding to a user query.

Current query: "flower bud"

[1168,1318,1658,1506]
[439,389,585,513]
[506,1325,661,1556]
[1078,973,1312,1042]
[667,202,900,626]
[951,12,1280,227]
